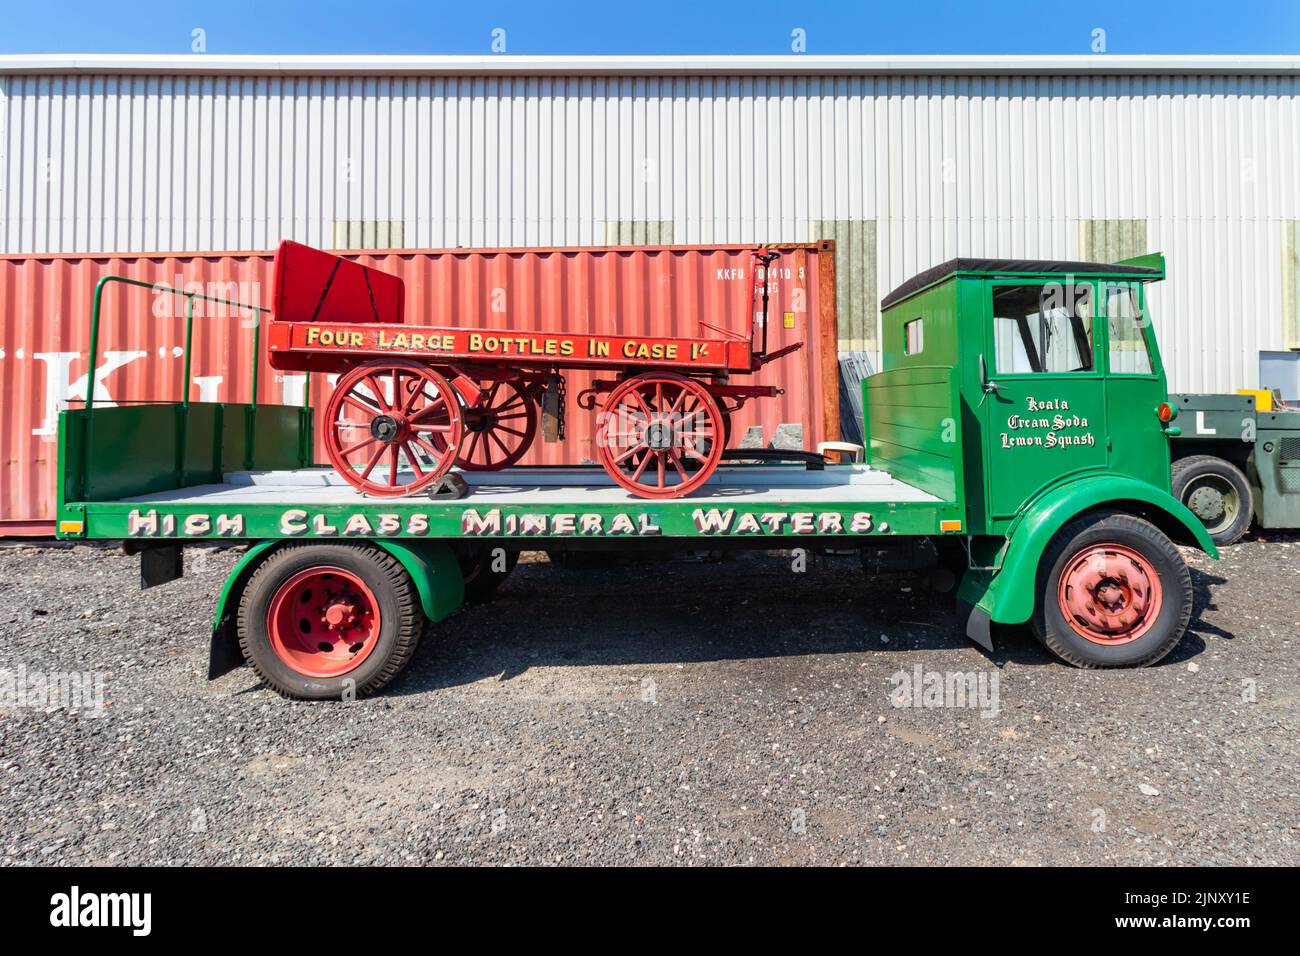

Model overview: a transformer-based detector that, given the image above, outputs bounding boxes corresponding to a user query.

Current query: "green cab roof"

[881,255,1165,309]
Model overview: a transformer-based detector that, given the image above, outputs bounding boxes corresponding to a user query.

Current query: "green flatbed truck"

[1168,391,1300,546]
[54,255,1217,700]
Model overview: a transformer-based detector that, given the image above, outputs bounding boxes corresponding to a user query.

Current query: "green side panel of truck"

[58,402,312,507]
[862,364,964,502]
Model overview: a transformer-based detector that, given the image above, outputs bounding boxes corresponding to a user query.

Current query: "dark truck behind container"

[1169,391,1300,545]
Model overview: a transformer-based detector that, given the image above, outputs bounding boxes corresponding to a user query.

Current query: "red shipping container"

[0,242,839,534]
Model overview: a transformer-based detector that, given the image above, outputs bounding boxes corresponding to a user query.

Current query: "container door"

[980,279,1109,518]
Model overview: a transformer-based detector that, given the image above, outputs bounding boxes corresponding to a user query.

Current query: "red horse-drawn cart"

[266,241,802,499]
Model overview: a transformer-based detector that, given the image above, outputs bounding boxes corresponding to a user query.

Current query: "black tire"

[455,545,520,602]
[237,543,423,700]
[1171,454,1254,546]
[1031,511,1193,668]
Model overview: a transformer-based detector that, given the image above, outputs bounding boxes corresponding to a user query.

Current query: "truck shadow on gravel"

[1162,566,1231,664]
[387,555,1228,694]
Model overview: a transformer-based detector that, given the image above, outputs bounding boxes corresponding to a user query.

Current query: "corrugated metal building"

[4,54,1300,380]
[1,53,1299,528]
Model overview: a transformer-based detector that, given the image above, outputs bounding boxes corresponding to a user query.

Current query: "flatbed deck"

[124,464,942,507]
[62,463,962,543]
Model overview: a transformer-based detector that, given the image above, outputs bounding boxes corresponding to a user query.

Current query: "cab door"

[1101,281,1170,489]
[980,278,1109,518]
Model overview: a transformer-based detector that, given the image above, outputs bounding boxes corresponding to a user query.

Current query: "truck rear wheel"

[237,544,423,700]
[1171,454,1253,546]
[1031,512,1193,668]
[454,545,520,602]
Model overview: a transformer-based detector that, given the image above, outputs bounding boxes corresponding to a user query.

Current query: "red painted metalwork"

[322,361,463,497]
[273,241,404,327]
[272,242,802,498]
[267,320,758,374]
[266,566,381,677]
[0,241,838,529]
[1057,543,1164,645]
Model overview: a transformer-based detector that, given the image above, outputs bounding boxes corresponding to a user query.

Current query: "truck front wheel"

[1031,512,1193,668]
[1171,454,1253,546]
[237,544,424,700]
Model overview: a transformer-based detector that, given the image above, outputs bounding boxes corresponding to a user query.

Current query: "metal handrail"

[78,275,312,493]
[86,275,311,410]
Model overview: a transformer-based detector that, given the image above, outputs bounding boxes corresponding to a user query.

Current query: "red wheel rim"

[266,566,381,678]
[323,361,462,497]
[454,379,538,471]
[1057,543,1164,645]
[596,372,724,499]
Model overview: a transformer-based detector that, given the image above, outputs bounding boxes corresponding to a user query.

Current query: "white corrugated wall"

[2,71,1298,391]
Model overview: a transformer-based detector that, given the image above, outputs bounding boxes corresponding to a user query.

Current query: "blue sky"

[0,1,1296,55]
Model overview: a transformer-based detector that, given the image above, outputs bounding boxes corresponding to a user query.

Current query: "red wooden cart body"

[267,241,763,376]
[268,321,756,375]
[266,241,801,499]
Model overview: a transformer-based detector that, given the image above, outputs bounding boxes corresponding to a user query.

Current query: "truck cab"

[869,254,1215,667]
[878,254,1174,531]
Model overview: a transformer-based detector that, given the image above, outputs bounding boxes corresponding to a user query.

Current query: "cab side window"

[904,317,924,355]
[1105,284,1155,375]
[992,283,1095,374]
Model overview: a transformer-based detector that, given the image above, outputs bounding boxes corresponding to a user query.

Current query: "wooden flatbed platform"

[122,464,942,508]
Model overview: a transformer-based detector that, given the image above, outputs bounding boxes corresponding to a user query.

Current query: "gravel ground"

[0,535,1296,866]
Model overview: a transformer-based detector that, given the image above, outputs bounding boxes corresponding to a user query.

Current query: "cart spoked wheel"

[1031,511,1192,668]
[687,407,731,465]
[237,544,424,700]
[454,379,538,471]
[324,360,463,497]
[596,371,725,499]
